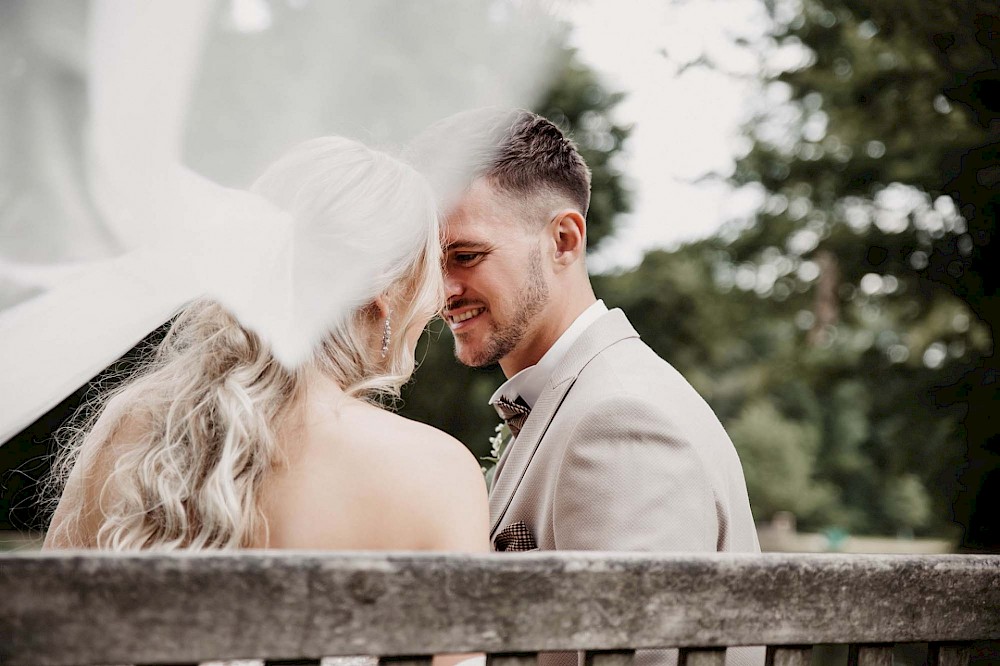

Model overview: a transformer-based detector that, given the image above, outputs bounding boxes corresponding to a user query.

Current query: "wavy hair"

[47,137,443,550]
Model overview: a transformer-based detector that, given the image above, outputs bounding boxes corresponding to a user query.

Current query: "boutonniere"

[481,422,513,491]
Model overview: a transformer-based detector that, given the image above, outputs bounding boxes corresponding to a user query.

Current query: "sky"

[558,0,774,271]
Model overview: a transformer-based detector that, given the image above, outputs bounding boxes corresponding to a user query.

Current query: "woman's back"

[258,374,488,552]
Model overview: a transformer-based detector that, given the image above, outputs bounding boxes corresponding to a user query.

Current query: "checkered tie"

[493,395,531,439]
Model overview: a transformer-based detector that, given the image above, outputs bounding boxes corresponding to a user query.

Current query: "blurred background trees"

[720,0,998,547]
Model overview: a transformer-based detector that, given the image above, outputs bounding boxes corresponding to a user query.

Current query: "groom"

[420,109,761,664]
[436,109,759,555]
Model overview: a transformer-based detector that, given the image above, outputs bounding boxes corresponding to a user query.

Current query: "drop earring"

[381,310,392,358]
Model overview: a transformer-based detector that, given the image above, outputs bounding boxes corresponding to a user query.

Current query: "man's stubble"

[457,244,549,369]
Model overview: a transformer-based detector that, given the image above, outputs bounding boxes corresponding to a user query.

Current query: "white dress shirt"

[489,299,608,410]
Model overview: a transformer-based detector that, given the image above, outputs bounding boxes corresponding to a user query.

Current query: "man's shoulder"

[541,306,729,438]
[570,332,684,399]
[556,329,731,440]
[569,308,674,374]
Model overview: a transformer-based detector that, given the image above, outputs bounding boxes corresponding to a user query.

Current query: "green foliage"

[883,474,932,531]
[727,400,839,525]
[695,0,996,543]
[735,0,998,322]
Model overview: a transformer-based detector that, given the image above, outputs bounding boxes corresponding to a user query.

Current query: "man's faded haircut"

[484,109,591,217]
[406,107,592,217]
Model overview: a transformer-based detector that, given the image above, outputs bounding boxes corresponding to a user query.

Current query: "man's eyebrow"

[443,240,493,253]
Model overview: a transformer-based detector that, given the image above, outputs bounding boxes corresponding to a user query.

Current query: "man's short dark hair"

[407,107,592,217]
[483,110,592,217]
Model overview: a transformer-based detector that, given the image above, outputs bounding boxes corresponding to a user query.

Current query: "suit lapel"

[488,374,574,534]
[488,308,640,536]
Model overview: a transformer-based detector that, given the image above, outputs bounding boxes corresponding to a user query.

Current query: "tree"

[728,0,998,548]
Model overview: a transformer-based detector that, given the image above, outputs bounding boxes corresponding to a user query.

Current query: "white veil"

[0,0,561,445]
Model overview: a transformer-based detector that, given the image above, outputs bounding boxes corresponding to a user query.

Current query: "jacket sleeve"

[551,393,720,552]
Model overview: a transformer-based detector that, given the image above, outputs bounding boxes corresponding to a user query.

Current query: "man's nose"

[443,270,463,299]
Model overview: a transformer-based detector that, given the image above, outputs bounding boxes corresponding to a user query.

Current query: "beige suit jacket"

[489,309,762,666]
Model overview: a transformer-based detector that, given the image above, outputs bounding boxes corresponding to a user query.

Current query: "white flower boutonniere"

[481,422,513,491]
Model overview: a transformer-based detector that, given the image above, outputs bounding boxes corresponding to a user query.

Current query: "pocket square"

[494,521,538,552]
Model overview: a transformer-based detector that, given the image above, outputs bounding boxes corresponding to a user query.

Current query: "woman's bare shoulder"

[371,409,481,473]
[265,403,488,551]
[324,407,486,507]
[295,400,477,474]
[353,411,490,549]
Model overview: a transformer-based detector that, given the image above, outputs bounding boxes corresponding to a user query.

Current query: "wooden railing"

[2,552,998,665]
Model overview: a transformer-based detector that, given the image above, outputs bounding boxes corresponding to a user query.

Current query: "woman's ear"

[373,294,391,320]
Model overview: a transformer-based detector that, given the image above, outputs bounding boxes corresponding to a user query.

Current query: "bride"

[43,136,489,557]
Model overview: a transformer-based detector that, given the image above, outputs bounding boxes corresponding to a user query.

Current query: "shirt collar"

[489,300,608,409]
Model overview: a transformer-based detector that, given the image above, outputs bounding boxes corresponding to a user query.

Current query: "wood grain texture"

[2,552,998,666]
[764,646,811,666]
[928,643,972,666]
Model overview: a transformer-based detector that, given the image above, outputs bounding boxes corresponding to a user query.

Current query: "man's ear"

[550,209,587,269]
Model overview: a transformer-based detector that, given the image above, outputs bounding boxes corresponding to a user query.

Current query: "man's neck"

[499,292,598,378]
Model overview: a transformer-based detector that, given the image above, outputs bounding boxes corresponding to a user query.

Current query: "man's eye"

[453,252,483,266]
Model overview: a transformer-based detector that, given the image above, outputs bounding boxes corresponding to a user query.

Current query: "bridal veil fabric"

[0,0,561,445]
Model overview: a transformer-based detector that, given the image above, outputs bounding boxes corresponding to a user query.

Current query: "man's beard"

[460,246,549,368]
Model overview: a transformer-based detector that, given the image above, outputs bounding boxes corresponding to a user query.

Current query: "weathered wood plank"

[584,649,634,666]
[2,552,998,666]
[764,645,811,666]
[848,644,893,666]
[486,652,537,666]
[928,643,972,666]
[678,648,726,666]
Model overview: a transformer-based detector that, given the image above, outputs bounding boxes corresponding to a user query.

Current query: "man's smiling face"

[441,179,550,369]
